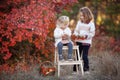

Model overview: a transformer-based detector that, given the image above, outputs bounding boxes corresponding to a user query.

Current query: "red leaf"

[3,53,12,60]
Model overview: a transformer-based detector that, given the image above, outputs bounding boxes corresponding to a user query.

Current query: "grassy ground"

[0,36,120,80]
[0,51,120,80]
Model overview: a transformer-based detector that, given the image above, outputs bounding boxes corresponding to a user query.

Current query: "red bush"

[0,0,77,61]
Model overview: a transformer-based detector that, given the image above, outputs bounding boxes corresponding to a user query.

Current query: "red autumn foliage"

[92,25,120,53]
[0,0,77,61]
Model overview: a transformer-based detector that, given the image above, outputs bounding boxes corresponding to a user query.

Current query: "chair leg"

[80,61,84,75]
[76,47,84,75]
[58,64,60,77]
[75,50,79,74]
[54,50,56,65]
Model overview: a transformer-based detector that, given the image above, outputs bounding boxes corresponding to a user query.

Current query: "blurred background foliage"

[59,0,120,39]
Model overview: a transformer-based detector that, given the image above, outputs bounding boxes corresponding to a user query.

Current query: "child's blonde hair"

[56,16,69,28]
[79,7,94,23]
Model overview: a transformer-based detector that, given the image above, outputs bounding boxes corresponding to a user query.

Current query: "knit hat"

[56,16,69,28]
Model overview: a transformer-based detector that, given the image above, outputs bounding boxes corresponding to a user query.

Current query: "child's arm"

[54,28,62,39]
[63,27,72,39]
[86,22,95,39]
[73,21,80,36]
[65,27,71,36]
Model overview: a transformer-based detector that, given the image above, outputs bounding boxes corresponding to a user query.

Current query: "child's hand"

[71,35,77,45]
[62,34,69,40]
[77,35,87,40]
[71,35,77,40]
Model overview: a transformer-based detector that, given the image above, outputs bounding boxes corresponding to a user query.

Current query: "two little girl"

[54,7,95,73]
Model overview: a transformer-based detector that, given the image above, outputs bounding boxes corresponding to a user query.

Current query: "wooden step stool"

[54,45,84,77]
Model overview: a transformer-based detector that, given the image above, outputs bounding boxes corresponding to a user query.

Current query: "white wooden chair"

[54,45,84,77]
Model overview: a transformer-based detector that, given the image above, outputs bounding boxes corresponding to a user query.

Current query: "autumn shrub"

[0,0,78,73]
[90,33,120,54]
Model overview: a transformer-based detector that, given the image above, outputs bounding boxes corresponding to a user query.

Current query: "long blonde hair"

[79,7,94,23]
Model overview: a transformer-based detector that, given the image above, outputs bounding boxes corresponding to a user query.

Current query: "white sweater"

[73,21,95,44]
[54,27,72,47]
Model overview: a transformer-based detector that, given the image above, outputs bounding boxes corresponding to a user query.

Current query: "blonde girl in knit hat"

[54,16,73,61]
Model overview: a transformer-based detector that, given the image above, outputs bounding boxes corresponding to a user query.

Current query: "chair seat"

[61,46,79,49]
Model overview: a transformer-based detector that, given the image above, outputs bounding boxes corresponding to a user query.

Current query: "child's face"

[79,12,85,22]
[60,24,67,30]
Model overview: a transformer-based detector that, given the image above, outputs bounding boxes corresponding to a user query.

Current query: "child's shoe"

[68,54,73,61]
[68,58,73,61]
[84,68,90,74]
[59,55,64,61]
[84,71,90,74]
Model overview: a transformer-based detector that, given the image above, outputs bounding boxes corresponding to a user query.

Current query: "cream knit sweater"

[73,21,95,44]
